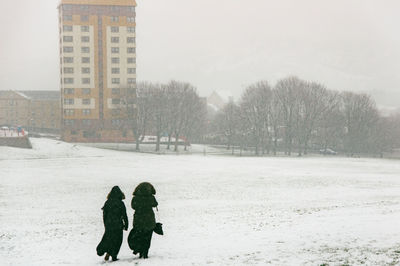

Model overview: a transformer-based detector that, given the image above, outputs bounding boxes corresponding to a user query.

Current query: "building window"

[112,119,121,126]
[82,67,90,74]
[129,7,135,12]
[127,27,135,33]
[64,67,74,74]
[111,16,119,22]
[112,109,120,115]
[64,57,74,63]
[127,47,135,54]
[82,109,91,115]
[111,26,119,33]
[82,57,90,63]
[64,119,74,126]
[81,25,89,32]
[127,57,136,64]
[112,98,121,105]
[63,36,73,42]
[81,36,89,42]
[64,78,74,84]
[62,5,72,11]
[62,36,73,43]
[112,88,120,94]
[64,109,75,116]
[127,37,135,43]
[63,46,73,53]
[127,68,136,74]
[111,47,119,53]
[111,57,120,64]
[82,119,92,126]
[82,88,91,95]
[83,131,96,138]
[80,15,89,22]
[64,98,74,105]
[128,78,136,84]
[63,25,73,32]
[127,17,135,23]
[81,47,90,53]
[82,99,91,105]
[111,37,119,43]
[111,68,120,74]
[82,78,90,84]
[80,5,89,10]
[112,78,120,84]
[63,15,72,21]
[64,88,74,94]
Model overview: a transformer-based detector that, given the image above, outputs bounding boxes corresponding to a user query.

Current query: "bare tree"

[296,82,339,155]
[269,90,283,155]
[240,81,272,155]
[274,76,304,156]
[341,92,379,156]
[212,101,241,150]
[147,83,167,152]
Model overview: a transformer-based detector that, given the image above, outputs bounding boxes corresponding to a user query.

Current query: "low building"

[0,90,61,134]
[0,91,30,128]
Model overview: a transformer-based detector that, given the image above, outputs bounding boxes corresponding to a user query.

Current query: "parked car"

[319,148,338,155]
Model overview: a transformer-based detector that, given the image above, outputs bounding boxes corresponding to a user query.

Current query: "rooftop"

[60,0,136,6]
[18,91,60,101]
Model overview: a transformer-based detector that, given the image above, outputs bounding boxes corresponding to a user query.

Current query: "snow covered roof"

[18,91,60,101]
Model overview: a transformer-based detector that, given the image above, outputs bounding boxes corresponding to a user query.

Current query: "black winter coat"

[96,198,128,257]
[131,195,158,231]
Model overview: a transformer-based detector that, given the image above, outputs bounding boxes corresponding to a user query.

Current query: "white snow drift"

[1,138,400,265]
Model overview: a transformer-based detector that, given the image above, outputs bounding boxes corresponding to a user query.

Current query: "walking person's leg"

[143,231,153,259]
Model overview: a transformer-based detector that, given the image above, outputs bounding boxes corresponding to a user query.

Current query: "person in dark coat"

[96,186,128,261]
[129,182,158,259]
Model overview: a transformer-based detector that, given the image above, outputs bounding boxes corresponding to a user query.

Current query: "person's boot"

[112,256,119,261]
[139,253,143,258]
[143,250,148,259]
[104,253,110,261]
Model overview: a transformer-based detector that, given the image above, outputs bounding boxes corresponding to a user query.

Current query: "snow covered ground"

[1,138,400,265]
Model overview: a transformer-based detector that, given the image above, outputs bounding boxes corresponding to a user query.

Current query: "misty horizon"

[0,0,399,108]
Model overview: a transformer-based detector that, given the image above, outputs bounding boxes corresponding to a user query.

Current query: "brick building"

[0,90,61,133]
[58,0,137,142]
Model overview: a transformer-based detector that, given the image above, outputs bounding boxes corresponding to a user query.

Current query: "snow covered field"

[1,138,400,265]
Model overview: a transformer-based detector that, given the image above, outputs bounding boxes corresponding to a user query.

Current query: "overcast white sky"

[0,0,399,106]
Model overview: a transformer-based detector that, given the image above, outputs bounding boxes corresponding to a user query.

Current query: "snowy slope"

[1,138,400,265]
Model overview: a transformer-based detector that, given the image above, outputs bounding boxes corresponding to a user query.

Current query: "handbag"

[154,222,163,235]
[154,207,164,235]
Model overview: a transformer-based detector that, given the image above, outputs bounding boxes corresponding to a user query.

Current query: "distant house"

[207,90,234,111]
[0,90,61,134]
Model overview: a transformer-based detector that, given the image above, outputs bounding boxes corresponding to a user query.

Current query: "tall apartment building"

[58,0,137,142]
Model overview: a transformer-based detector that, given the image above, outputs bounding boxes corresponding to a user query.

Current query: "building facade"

[0,90,61,133]
[58,0,137,142]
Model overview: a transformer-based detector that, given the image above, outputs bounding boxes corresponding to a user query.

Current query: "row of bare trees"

[120,80,207,152]
[210,76,400,157]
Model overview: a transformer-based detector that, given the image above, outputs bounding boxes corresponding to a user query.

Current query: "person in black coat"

[96,186,128,261]
[129,182,158,259]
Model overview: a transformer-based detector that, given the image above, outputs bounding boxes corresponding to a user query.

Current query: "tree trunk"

[174,131,179,152]
[167,133,172,150]
[135,139,140,151]
[155,126,161,151]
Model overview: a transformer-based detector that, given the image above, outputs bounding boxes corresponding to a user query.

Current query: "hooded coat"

[131,182,158,231]
[128,182,158,257]
[96,186,128,258]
